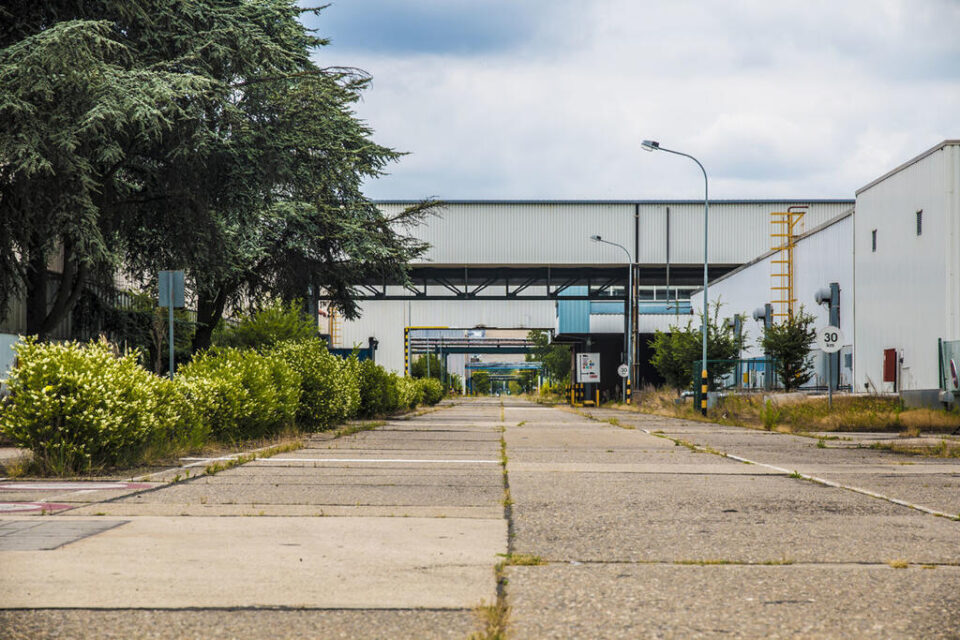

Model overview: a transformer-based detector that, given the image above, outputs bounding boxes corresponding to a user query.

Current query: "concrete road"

[2,398,959,638]
[0,400,507,639]
[505,402,960,639]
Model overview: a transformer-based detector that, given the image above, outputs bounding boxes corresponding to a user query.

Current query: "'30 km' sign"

[817,326,843,353]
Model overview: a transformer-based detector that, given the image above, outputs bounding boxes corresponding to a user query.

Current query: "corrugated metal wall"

[341,299,556,373]
[381,200,853,266]
[854,144,957,391]
[691,214,854,388]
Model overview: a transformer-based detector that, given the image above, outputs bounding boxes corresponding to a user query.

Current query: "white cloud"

[314,0,960,200]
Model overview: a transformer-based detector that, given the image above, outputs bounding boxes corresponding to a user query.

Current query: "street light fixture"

[590,234,633,403]
[641,139,710,416]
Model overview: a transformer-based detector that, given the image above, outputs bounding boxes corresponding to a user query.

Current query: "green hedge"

[270,339,360,430]
[358,359,398,417]
[177,347,300,442]
[417,378,444,406]
[0,338,193,474]
[0,337,441,475]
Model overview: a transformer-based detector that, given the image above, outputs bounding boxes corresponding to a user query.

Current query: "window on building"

[916,209,923,236]
[871,229,877,252]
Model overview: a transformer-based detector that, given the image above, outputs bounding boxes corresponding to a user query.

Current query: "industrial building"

[337,199,854,395]
[690,140,960,405]
[689,210,853,389]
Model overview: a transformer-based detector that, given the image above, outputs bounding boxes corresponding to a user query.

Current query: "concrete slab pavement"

[502,399,960,638]
[0,399,508,638]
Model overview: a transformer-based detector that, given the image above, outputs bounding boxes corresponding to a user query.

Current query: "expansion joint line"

[639,429,960,522]
[472,420,514,639]
[569,408,958,522]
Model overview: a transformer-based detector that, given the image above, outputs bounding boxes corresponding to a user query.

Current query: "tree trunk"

[25,241,88,340]
[25,248,49,338]
[191,286,229,353]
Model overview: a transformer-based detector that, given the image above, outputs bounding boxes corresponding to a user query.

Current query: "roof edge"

[689,207,855,295]
[375,199,854,206]
[856,140,960,196]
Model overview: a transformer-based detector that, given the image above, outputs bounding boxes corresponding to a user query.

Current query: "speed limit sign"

[617,364,629,378]
[817,326,843,353]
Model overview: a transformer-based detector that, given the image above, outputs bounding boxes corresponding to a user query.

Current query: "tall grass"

[627,387,959,434]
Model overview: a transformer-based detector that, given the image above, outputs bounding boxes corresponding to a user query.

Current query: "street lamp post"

[641,139,710,416]
[590,235,632,404]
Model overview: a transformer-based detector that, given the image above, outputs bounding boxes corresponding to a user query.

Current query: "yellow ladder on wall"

[329,307,342,348]
[770,206,807,320]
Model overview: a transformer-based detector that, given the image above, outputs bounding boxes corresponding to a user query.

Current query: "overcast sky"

[300,0,960,201]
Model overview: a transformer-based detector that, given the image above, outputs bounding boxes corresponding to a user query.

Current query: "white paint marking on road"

[640,428,959,519]
[251,457,499,464]
[0,481,143,491]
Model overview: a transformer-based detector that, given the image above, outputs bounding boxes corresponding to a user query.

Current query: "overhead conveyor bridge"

[408,336,536,355]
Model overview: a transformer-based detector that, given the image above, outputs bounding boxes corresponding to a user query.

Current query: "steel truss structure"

[344,264,738,301]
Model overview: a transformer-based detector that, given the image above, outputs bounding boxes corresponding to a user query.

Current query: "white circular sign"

[817,326,843,353]
[617,364,629,378]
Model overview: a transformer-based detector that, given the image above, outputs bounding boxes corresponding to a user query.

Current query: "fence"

[692,358,779,407]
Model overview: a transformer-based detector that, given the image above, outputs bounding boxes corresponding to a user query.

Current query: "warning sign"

[576,353,601,383]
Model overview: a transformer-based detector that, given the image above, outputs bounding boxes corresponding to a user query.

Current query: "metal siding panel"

[558,287,590,333]
[382,201,852,267]
[691,215,853,361]
[855,149,950,390]
[341,299,556,373]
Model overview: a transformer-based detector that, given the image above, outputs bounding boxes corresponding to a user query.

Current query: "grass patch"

[204,440,302,476]
[500,553,546,566]
[470,562,509,640]
[619,386,960,437]
[870,439,960,458]
[888,559,909,569]
[516,421,526,427]
[0,456,31,478]
[334,421,386,439]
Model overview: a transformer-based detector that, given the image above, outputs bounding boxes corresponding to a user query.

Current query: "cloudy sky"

[301,0,960,200]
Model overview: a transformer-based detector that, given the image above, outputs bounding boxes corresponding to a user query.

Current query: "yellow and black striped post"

[626,378,632,405]
[700,368,708,416]
[404,327,410,376]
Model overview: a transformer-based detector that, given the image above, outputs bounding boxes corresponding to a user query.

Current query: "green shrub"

[358,359,400,417]
[178,347,300,441]
[397,376,423,409]
[340,354,362,419]
[270,338,358,430]
[0,338,189,475]
[213,299,316,350]
[417,378,444,405]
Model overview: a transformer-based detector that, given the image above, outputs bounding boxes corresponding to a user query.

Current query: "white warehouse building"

[854,140,960,397]
[691,140,960,404]
[691,210,854,389]
[338,199,854,386]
